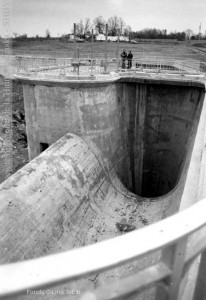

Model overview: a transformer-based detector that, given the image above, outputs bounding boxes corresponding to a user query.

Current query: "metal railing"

[1,198,206,299]
[15,55,206,78]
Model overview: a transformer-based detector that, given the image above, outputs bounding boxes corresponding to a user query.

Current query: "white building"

[95,34,105,41]
[119,36,129,42]
[96,34,129,42]
[108,36,118,42]
[69,34,74,40]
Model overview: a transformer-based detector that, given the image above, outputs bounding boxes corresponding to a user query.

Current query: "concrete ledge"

[14,72,206,89]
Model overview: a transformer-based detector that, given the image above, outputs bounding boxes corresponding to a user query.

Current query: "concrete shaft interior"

[23,78,204,199]
[116,81,202,197]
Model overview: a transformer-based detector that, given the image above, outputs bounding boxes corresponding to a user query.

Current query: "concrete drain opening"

[115,82,204,198]
[15,77,205,200]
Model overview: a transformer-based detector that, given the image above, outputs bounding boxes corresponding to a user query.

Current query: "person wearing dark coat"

[120,49,127,69]
[127,51,133,69]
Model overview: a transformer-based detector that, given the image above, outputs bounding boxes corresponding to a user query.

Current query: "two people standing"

[120,49,133,69]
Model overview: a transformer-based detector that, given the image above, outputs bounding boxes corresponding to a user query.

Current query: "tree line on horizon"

[72,16,132,37]
[69,16,205,41]
[11,15,205,41]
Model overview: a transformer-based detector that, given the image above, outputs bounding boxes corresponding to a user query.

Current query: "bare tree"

[74,19,84,37]
[72,19,91,38]
[80,19,84,36]
[185,29,194,40]
[107,16,126,36]
[118,17,125,35]
[13,32,18,38]
[107,16,119,36]
[45,29,51,39]
[93,16,106,34]
[84,18,92,34]
[124,25,132,37]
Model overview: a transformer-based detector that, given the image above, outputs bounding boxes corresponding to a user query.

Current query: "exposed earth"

[12,80,28,174]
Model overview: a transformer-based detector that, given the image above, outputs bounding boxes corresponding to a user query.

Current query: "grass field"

[1,39,206,62]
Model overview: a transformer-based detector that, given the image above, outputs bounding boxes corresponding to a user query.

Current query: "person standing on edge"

[120,49,127,69]
[127,50,133,69]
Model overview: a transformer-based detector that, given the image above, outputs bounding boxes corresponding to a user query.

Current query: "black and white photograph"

[0,0,206,299]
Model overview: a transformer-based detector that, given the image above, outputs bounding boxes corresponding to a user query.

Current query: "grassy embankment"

[0,39,206,61]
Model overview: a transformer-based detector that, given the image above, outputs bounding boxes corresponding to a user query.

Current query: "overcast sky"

[3,0,206,37]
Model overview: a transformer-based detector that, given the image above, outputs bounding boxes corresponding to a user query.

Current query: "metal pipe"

[116,30,120,71]
[91,29,94,75]
[104,24,108,73]
[74,23,77,59]
[77,47,80,76]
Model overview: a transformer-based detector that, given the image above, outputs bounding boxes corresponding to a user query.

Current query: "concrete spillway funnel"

[0,74,205,296]
[19,75,205,200]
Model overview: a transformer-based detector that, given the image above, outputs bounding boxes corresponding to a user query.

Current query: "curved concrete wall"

[0,131,197,260]
[0,126,203,296]
[0,75,205,295]
[0,133,166,264]
[0,133,118,263]
[22,78,204,198]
